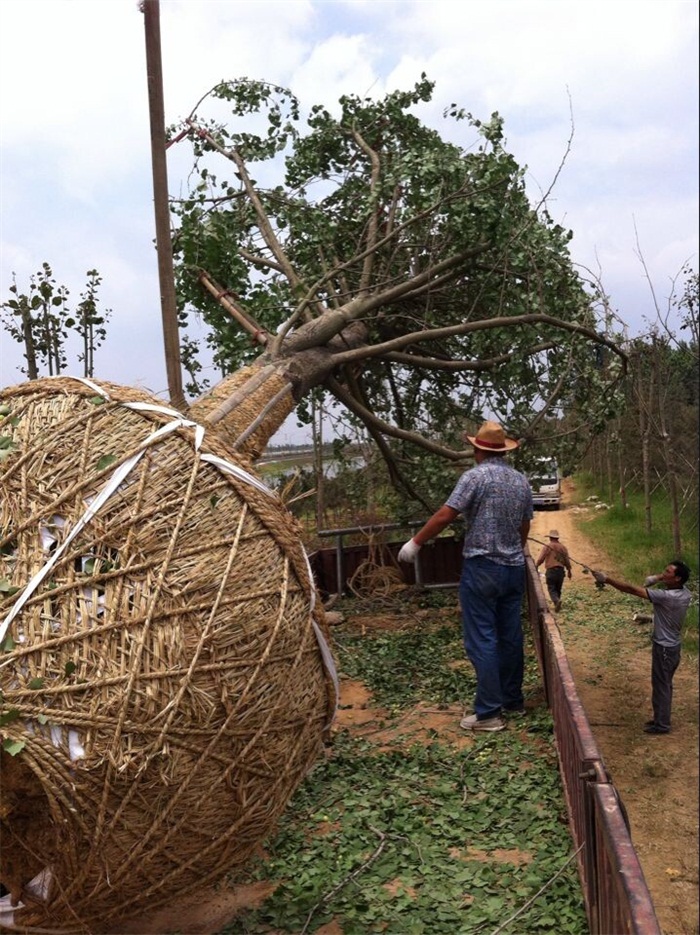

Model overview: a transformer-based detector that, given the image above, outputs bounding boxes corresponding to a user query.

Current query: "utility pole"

[141,0,186,411]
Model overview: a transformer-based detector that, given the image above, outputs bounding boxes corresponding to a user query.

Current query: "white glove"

[644,575,659,587]
[398,539,421,562]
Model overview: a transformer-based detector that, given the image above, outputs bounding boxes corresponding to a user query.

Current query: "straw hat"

[548,530,560,539]
[465,419,519,452]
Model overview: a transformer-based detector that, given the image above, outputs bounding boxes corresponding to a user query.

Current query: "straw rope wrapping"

[347,530,407,601]
[0,377,335,933]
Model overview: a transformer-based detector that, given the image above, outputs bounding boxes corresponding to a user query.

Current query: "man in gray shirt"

[592,561,692,734]
[399,420,533,732]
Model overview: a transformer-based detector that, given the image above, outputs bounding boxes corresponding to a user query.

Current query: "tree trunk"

[188,323,370,461]
[605,429,614,504]
[658,399,682,555]
[313,398,325,531]
[637,352,653,534]
[648,338,681,554]
[188,363,296,461]
[20,306,39,381]
[616,425,628,509]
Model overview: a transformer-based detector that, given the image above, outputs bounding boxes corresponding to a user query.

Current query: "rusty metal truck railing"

[525,555,660,935]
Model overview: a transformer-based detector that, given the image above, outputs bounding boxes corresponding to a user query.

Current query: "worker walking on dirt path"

[535,530,572,612]
[591,562,692,735]
[398,420,533,733]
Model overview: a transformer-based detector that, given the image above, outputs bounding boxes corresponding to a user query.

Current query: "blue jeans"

[459,557,526,719]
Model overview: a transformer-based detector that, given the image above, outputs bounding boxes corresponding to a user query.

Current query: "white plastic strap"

[200,453,275,497]
[0,867,53,928]
[311,620,339,728]
[73,376,110,399]
[0,418,186,645]
[2,380,336,701]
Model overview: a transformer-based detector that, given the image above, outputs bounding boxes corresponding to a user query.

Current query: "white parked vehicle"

[529,457,561,509]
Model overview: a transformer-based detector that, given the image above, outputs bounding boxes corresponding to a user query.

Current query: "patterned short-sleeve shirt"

[446,457,534,565]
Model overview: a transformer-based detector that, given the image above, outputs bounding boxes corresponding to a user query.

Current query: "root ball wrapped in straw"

[0,376,335,933]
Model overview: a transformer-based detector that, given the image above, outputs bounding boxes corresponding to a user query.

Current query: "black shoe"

[644,720,657,728]
[643,724,670,734]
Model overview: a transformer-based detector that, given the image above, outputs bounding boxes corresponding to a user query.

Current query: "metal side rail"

[526,556,661,935]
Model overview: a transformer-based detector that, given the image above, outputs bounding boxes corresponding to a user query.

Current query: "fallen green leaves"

[335,623,468,711]
[225,604,587,935]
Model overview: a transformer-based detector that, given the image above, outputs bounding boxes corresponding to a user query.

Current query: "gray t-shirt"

[446,457,533,566]
[647,586,692,647]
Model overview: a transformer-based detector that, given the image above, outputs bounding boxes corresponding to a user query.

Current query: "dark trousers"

[545,566,565,605]
[651,641,681,730]
[459,557,525,719]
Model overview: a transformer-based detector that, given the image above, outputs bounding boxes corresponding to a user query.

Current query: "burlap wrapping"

[0,376,335,933]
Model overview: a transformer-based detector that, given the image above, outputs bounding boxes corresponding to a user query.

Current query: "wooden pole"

[141,0,186,411]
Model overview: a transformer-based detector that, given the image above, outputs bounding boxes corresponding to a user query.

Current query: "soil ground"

[119,479,698,935]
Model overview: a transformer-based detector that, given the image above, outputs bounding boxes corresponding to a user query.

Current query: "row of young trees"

[1,263,111,380]
[582,266,698,553]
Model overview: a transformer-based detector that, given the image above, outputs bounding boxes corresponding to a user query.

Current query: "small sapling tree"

[2,264,112,380]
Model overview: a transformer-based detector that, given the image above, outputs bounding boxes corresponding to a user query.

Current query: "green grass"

[572,473,698,654]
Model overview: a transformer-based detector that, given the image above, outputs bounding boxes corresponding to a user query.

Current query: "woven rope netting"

[0,376,335,933]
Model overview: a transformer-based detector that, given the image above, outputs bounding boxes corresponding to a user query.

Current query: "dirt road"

[530,480,699,935]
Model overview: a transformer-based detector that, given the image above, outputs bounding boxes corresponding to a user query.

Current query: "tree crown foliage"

[169,76,625,506]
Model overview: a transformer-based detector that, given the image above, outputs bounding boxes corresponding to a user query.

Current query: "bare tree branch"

[198,270,269,346]
[281,245,492,356]
[326,374,469,462]
[328,313,627,368]
[340,367,436,512]
[351,126,381,291]
[186,120,310,299]
[384,342,557,372]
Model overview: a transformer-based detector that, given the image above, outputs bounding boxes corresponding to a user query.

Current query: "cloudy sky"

[1,0,698,440]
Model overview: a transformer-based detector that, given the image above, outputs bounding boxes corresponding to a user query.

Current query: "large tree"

[170,77,625,508]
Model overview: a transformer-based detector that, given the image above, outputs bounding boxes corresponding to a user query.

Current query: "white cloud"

[291,34,381,109]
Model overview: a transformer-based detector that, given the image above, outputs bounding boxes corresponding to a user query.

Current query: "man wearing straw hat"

[535,529,572,612]
[399,420,533,732]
